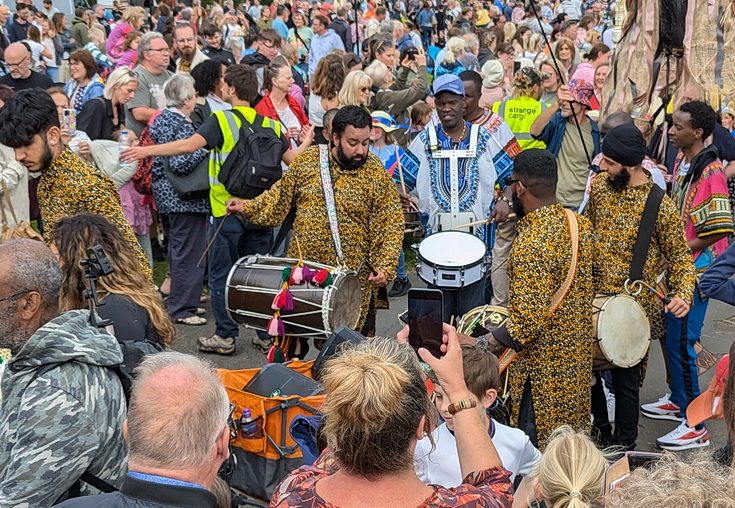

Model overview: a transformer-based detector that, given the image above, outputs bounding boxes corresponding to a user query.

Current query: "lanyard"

[318,145,345,266]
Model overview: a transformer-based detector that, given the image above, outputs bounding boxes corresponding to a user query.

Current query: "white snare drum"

[592,293,650,370]
[416,231,487,288]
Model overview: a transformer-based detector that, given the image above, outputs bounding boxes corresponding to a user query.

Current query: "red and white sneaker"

[656,422,710,451]
[641,393,682,421]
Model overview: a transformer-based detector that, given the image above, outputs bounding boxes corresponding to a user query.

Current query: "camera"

[80,245,115,328]
[401,47,420,62]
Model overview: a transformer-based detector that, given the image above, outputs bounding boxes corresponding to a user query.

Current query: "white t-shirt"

[23,40,45,71]
[277,105,301,150]
[414,419,542,487]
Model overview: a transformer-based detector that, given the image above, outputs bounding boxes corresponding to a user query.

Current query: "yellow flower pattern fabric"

[506,203,595,449]
[37,147,151,279]
[240,146,404,330]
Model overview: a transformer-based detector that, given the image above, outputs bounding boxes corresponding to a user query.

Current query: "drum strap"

[548,209,579,316]
[318,145,345,265]
[629,185,665,282]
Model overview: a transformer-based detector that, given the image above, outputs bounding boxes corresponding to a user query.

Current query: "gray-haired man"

[0,239,127,506]
[56,352,230,508]
[126,32,174,136]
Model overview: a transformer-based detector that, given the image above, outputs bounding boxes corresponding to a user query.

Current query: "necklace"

[441,122,467,146]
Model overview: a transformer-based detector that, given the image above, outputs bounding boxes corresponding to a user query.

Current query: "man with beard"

[0,89,149,275]
[226,106,404,337]
[0,239,127,506]
[121,64,313,355]
[585,124,696,450]
[401,74,509,321]
[174,23,210,74]
[462,149,595,449]
[641,101,733,450]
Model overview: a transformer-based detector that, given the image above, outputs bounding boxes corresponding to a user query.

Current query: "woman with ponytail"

[271,325,513,507]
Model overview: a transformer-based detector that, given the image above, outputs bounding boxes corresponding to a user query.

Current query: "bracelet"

[447,398,477,415]
[495,196,510,205]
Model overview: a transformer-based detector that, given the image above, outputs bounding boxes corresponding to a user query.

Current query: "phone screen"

[513,61,522,74]
[627,452,660,471]
[408,289,443,357]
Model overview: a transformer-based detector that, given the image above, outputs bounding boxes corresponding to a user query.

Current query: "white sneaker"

[602,383,615,423]
[641,393,682,421]
[656,421,710,451]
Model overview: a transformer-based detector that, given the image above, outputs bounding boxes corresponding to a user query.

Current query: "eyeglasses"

[0,289,31,303]
[5,55,28,68]
[126,69,139,78]
[360,86,370,92]
[147,47,170,53]
[504,176,524,186]
[261,42,277,50]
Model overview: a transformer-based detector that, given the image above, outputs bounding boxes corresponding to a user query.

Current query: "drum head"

[597,295,651,368]
[418,231,487,267]
[326,272,362,332]
[457,305,509,337]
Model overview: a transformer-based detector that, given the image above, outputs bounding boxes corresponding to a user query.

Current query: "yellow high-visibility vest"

[492,96,547,151]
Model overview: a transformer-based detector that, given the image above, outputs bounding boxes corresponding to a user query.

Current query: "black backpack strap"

[79,471,117,493]
[629,185,665,281]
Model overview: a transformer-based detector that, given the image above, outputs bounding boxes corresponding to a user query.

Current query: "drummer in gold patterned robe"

[472,149,595,450]
[585,124,696,450]
[226,106,404,336]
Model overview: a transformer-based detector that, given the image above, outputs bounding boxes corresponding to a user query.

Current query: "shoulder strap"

[629,184,665,282]
[548,208,579,316]
[318,144,345,265]
[161,115,189,172]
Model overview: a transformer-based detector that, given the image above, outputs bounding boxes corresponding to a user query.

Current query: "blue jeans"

[47,66,59,82]
[420,27,433,49]
[208,215,272,339]
[665,285,708,421]
[396,249,407,280]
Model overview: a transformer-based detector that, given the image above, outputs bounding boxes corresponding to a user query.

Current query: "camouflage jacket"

[0,310,128,507]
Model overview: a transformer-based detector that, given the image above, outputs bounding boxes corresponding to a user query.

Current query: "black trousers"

[591,364,641,449]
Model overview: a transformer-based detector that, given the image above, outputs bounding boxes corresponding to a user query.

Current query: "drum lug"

[433,267,438,286]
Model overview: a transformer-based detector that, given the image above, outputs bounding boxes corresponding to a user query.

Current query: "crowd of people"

[2,0,735,507]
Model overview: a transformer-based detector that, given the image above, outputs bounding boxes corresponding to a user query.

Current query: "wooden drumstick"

[197,216,228,267]
[451,214,517,230]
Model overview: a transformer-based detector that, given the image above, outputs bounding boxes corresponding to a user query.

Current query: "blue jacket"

[64,75,105,113]
[699,242,735,305]
[533,110,600,158]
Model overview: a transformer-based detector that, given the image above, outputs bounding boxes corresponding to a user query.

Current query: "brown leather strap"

[548,208,579,316]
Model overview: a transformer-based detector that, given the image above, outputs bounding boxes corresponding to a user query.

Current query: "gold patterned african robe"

[240,146,404,330]
[502,203,595,450]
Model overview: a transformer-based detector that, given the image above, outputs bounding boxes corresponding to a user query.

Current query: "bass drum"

[592,294,651,370]
[226,255,362,338]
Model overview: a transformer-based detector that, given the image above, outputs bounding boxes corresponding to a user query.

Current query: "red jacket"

[255,90,310,128]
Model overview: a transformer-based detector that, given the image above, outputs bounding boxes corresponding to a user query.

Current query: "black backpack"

[216,109,288,199]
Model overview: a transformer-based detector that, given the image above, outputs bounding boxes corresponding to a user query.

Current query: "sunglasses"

[504,176,524,186]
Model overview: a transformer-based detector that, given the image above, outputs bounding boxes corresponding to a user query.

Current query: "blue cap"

[433,74,465,97]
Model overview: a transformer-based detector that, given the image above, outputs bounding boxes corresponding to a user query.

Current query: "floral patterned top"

[270,464,514,507]
[38,146,151,278]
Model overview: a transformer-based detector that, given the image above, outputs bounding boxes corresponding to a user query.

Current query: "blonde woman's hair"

[104,67,140,100]
[50,213,176,347]
[503,22,517,42]
[320,337,435,479]
[123,5,145,25]
[442,36,465,65]
[338,70,372,107]
[531,426,607,508]
[607,452,735,508]
[585,28,601,44]
[527,33,544,55]
[365,59,389,88]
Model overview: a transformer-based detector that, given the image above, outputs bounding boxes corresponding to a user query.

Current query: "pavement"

[170,272,734,454]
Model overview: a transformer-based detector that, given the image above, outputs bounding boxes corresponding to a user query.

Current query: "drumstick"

[451,214,517,230]
[395,145,408,198]
[197,216,228,268]
[363,260,378,277]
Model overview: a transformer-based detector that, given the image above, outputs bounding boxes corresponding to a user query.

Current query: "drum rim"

[416,231,487,270]
[593,293,650,368]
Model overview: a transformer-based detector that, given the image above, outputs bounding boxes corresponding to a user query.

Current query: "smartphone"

[408,289,444,358]
[513,61,522,74]
[627,452,660,471]
[62,108,76,134]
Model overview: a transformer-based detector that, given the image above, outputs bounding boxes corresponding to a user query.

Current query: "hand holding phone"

[416,322,467,397]
[408,289,444,358]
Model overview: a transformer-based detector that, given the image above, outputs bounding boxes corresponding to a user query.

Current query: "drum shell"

[591,294,651,370]
[416,231,487,288]
[225,256,362,337]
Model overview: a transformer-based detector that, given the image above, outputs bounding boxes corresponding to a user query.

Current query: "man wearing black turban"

[585,123,697,451]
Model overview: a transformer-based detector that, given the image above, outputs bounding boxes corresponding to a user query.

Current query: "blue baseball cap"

[433,74,465,97]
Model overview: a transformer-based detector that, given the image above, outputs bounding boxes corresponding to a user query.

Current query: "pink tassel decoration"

[267,314,284,336]
[272,288,287,310]
[291,265,304,284]
[282,289,295,311]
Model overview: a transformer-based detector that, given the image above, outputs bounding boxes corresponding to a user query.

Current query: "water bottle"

[119,130,132,169]
[239,409,263,439]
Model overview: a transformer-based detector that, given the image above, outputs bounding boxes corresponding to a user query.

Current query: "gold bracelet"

[447,398,477,415]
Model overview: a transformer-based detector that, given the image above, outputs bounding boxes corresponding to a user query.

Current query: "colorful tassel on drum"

[267,313,285,336]
[312,269,333,287]
[281,267,292,284]
[291,265,304,285]
[267,343,285,363]
[272,282,294,311]
[301,266,315,283]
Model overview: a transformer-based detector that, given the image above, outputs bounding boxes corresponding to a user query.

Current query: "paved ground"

[171,272,734,454]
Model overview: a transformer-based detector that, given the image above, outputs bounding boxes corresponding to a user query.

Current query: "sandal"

[176,315,207,326]
[196,307,206,316]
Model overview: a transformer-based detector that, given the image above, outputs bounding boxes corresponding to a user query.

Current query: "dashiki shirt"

[401,120,519,249]
[671,150,734,272]
[240,146,404,331]
[38,146,151,278]
[586,173,696,315]
[501,203,595,449]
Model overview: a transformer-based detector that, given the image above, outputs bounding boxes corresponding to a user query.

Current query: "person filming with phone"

[271,326,513,507]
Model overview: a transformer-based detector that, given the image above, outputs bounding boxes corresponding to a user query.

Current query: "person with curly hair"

[49,213,175,347]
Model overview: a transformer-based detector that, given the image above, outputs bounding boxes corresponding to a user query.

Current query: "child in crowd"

[85,28,114,75]
[414,344,541,497]
[115,31,142,70]
[322,108,339,142]
[410,100,433,140]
